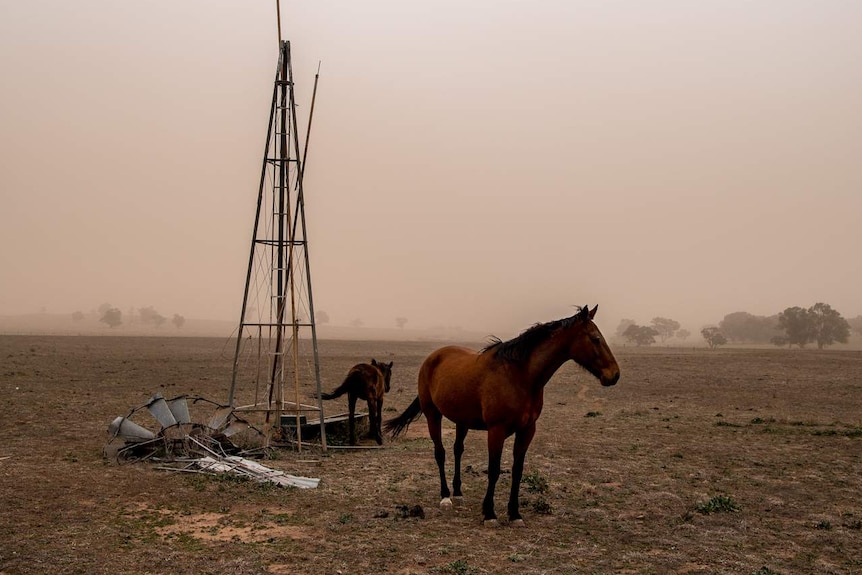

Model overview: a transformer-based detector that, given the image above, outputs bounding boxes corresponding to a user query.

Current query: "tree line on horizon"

[616,303,859,350]
[84,304,185,330]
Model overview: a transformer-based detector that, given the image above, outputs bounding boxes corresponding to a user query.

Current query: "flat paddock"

[1,335,860,574]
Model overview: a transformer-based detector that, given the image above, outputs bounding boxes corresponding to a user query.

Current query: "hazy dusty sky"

[1,1,860,336]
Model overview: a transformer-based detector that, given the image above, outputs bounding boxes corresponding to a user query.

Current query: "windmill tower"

[227,39,326,451]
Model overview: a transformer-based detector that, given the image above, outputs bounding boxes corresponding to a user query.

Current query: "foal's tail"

[383,396,422,439]
[318,371,358,400]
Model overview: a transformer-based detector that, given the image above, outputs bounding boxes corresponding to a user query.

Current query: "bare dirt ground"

[1,335,861,575]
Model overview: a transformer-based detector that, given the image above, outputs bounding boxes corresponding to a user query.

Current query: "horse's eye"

[590,335,602,344]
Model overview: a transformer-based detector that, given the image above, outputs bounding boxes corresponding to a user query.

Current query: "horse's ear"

[589,305,598,320]
[388,361,393,368]
[579,305,589,320]
[371,359,378,366]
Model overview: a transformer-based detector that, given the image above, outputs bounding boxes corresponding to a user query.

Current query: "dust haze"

[1,2,860,338]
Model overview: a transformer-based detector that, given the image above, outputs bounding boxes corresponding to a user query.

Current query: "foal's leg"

[426,407,451,507]
[375,397,384,445]
[347,394,357,445]
[367,396,382,445]
[508,422,536,526]
[451,424,469,504]
[482,426,507,526]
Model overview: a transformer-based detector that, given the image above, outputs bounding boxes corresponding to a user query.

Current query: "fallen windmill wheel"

[104,393,264,463]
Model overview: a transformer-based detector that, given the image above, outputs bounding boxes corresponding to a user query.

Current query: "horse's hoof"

[483,518,499,528]
[440,497,453,509]
[452,496,464,507]
[509,519,526,528]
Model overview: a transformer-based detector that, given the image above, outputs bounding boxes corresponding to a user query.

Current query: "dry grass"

[1,335,861,574]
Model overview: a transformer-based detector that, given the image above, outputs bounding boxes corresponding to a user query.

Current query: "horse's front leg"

[508,422,536,526]
[482,426,507,527]
[452,424,469,503]
[347,394,358,445]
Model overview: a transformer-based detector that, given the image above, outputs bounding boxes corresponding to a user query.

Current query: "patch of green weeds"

[750,417,776,425]
[114,508,176,548]
[508,553,527,562]
[522,470,549,494]
[171,532,204,551]
[585,411,602,418]
[813,427,862,438]
[532,496,553,515]
[716,421,743,428]
[338,513,353,524]
[271,512,293,525]
[814,520,832,530]
[752,567,781,575]
[695,494,740,514]
[434,559,477,575]
[213,472,252,485]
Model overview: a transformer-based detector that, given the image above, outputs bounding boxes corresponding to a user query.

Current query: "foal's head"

[567,305,620,387]
[372,359,394,392]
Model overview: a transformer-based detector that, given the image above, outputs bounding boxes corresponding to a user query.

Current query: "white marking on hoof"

[452,496,464,506]
[483,518,499,528]
[510,519,526,528]
[440,497,453,509]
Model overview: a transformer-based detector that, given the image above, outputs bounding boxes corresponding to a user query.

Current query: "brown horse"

[321,359,393,445]
[384,305,619,526]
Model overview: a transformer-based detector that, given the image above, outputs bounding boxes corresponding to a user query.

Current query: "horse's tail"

[383,396,422,439]
[318,371,359,400]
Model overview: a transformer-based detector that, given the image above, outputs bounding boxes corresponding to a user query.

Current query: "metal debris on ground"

[175,455,319,488]
[103,392,319,488]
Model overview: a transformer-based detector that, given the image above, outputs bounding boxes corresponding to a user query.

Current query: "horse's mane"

[481,310,585,363]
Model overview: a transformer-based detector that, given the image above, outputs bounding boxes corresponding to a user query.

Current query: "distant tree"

[100,307,122,328]
[701,326,727,349]
[776,306,814,348]
[650,317,680,343]
[349,318,364,328]
[71,311,85,322]
[675,328,691,341]
[139,306,166,328]
[622,324,659,346]
[98,303,113,315]
[718,311,779,343]
[848,315,862,336]
[615,319,636,339]
[808,302,850,349]
[171,314,185,329]
[316,310,330,325]
[395,317,408,329]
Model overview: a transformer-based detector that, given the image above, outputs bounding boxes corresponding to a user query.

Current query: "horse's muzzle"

[600,370,620,387]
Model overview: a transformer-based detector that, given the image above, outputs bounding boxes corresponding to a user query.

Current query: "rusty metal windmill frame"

[227,40,326,451]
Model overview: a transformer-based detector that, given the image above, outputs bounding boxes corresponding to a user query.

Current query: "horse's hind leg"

[451,424,468,504]
[426,408,452,507]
